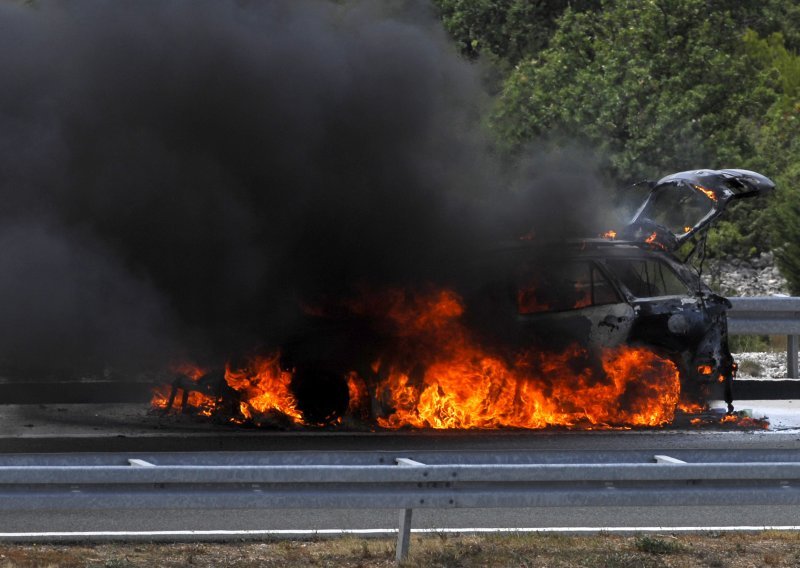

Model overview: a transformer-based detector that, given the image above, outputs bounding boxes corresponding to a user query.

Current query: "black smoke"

[0,0,607,376]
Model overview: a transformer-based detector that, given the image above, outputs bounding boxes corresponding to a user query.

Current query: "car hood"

[622,169,774,250]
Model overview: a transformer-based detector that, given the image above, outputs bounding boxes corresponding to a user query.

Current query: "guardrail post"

[396,508,413,563]
[789,335,798,380]
[395,458,424,564]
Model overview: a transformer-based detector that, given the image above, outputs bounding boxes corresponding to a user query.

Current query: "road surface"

[0,400,798,540]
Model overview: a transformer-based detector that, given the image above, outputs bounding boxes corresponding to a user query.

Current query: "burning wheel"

[290,367,350,425]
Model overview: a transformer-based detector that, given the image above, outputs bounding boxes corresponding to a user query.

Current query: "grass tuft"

[583,551,665,568]
[634,535,682,555]
[737,359,764,376]
[4,532,800,567]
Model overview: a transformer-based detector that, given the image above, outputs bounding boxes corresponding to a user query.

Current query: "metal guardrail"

[2,451,800,562]
[727,296,800,379]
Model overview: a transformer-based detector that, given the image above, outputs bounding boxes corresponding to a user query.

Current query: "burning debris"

[153,357,302,427]
[689,411,770,430]
[153,287,684,430]
[152,169,775,431]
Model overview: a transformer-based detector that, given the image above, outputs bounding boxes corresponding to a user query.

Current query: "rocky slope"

[703,252,789,297]
[702,253,791,379]
[734,351,787,379]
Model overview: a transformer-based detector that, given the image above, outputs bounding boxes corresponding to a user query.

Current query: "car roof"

[479,239,670,260]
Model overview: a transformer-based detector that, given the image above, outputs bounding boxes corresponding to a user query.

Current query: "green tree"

[492,0,766,184]
[742,31,800,292]
[433,0,800,272]
[432,0,597,68]
[748,0,800,53]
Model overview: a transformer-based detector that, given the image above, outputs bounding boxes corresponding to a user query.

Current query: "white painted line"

[1,526,800,538]
[0,530,396,537]
[410,526,800,533]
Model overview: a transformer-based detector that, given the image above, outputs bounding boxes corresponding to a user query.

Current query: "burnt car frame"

[460,238,735,412]
[277,169,774,423]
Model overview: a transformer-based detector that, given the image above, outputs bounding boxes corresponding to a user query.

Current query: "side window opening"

[605,258,688,298]
[592,266,619,305]
[517,262,621,315]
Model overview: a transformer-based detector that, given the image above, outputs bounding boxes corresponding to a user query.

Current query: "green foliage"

[705,203,766,260]
[431,0,595,68]
[634,535,683,555]
[755,1,800,52]
[483,0,800,270]
[771,177,800,294]
[492,0,763,183]
[432,0,800,280]
[728,335,772,353]
[743,30,800,110]
[705,221,749,262]
[740,30,800,293]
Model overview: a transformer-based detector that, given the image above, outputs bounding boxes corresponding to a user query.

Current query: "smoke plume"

[0,0,606,376]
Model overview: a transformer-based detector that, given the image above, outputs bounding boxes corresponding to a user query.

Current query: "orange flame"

[601,230,617,240]
[171,362,207,381]
[184,391,218,416]
[153,356,303,424]
[150,362,216,415]
[376,344,679,429]
[345,287,463,335]
[225,353,303,423]
[150,384,172,411]
[152,287,710,430]
[346,371,370,421]
[678,398,706,413]
[722,414,769,429]
[694,185,718,201]
[517,286,551,314]
[367,289,681,429]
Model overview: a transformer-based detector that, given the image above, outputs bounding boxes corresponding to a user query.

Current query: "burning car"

[155,168,774,429]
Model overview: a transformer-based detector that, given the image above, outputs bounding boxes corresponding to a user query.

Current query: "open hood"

[622,169,775,250]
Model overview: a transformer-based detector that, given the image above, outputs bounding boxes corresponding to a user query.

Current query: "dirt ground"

[1,532,799,568]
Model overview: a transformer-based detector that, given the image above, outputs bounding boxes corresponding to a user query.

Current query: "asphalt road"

[0,400,799,453]
[1,504,799,540]
[0,402,798,540]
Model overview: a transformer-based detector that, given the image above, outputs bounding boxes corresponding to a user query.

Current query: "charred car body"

[277,169,774,423]
[461,236,734,414]
[163,169,774,426]
[615,167,774,410]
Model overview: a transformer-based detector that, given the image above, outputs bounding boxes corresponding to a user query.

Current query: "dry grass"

[1,532,799,567]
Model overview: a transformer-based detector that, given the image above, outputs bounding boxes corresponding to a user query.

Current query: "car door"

[514,259,634,349]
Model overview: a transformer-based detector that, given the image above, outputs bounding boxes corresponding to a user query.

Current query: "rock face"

[703,252,789,297]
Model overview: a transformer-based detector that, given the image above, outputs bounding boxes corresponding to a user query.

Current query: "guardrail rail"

[2,450,800,563]
[727,296,800,379]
